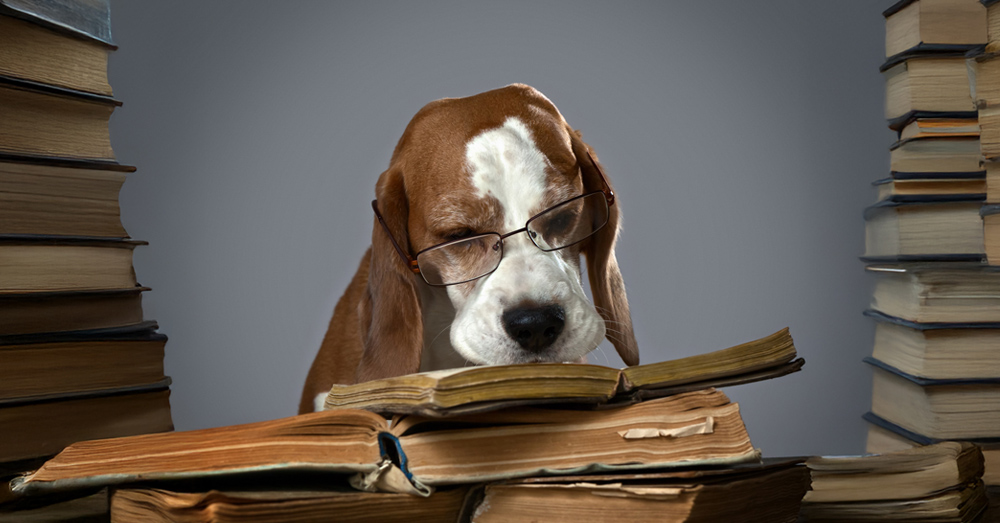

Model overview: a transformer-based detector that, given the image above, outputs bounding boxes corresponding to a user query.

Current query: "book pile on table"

[863,1,1000,520]
[0,0,173,517]
[801,442,988,522]
[1,329,809,522]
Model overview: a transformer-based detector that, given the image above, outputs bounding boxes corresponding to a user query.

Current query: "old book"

[883,50,979,124]
[889,137,982,174]
[866,423,1000,485]
[0,325,165,401]
[0,236,143,292]
[0,0,114,47]
[801,484,986,522]
[324,328,799,416]
[802,442,989,522]
[868,264,1000,322]
[471,460,809,523]
[5,388,759,501]
[110,486,476,523]
[863,199,984,261]
[898,117,980,141]
[983,204,1000,263]
[0,14,112,96]
[873,174,985,203]
[866,310,1000,379]
[0,75,117,161]
[0,385,173,463]
[868,358,1000,440]
[0,158,132,238]
[883,0,986,58]
[805,442,984,502]
[0,288,147,337]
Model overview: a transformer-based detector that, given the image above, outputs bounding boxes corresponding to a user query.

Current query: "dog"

[299,84,637,414]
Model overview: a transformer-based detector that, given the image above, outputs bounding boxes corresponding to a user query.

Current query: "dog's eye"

[444,228,476,242]
[543,211,574,235]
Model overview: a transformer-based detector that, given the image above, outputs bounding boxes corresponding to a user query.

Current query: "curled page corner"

[617,416,715,440]
[349,458,433,497]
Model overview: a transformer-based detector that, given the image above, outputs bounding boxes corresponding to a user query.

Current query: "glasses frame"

[372,149,615,286]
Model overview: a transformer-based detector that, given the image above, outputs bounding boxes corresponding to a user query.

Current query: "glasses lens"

[416,233,503,286]
[526,192,609,251]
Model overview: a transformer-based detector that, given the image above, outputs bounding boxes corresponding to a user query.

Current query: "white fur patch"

[466,117,551,231]
[442,117,605,366]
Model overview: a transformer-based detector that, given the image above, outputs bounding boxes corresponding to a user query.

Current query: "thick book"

[867,264,1000,322]
[0,13,112,96]
[882,50,979,122]
[805,441,984,502]
[0,158,132,238]
[889,136,982,174]
[471,459,809,523]
[0,0,114,47]
[0,287,147,337]
[803,442,988,522]
[0,384,173,463]
[323,328,800,416]
[0,235,144,292]
[110,486,477,523]
[883,0,987,58]
[865,309,1000,379]
[4,388,760,501]
[0,75,118,161]
[863,199,984,261]
[865,418,1000,485]
[868,358,1000,440]
[0,324,166,401]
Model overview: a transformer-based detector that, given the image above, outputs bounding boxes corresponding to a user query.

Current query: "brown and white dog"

[299,84,638,413]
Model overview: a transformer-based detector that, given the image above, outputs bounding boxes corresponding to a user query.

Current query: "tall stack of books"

[863,0,1000,513]
[0,0,172,481]
[1,330,809,522]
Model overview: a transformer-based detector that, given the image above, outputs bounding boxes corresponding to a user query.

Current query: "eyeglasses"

[374,156,615,286]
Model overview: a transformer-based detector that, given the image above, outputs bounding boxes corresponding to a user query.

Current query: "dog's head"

[356,84,638,381]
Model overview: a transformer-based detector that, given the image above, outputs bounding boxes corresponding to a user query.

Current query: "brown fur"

[299,85,637,414]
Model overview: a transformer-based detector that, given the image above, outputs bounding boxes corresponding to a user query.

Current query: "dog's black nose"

[502,305,565,353]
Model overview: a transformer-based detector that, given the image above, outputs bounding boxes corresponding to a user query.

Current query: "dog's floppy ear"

[569,129,639,366]
[355,165,424,382]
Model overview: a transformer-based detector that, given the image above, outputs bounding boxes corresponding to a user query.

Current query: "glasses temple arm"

[585,148,615,206]
[371,200,421,274]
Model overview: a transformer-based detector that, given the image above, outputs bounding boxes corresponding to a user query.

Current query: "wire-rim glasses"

[375,190,612,286]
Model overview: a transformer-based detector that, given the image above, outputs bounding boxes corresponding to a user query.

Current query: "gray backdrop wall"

[109,1,887,457]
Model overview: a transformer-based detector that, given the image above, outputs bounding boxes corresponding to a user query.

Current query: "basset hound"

[299,84,638,413]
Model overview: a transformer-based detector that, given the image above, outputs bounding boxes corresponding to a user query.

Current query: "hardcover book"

[867,357,1000,440]
[865,309,1000,379]
[883,0,987,58]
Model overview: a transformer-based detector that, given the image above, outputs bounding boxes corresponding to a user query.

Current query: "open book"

[324,328,800,416]
[4,389,757,502]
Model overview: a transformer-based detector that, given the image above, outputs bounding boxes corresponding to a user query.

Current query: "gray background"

[109,1,887,457]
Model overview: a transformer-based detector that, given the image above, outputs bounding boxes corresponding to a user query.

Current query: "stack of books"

[0,0,172,490]
[1,329,809,522]
[801,442,988,521]
[863,0,1000,517]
